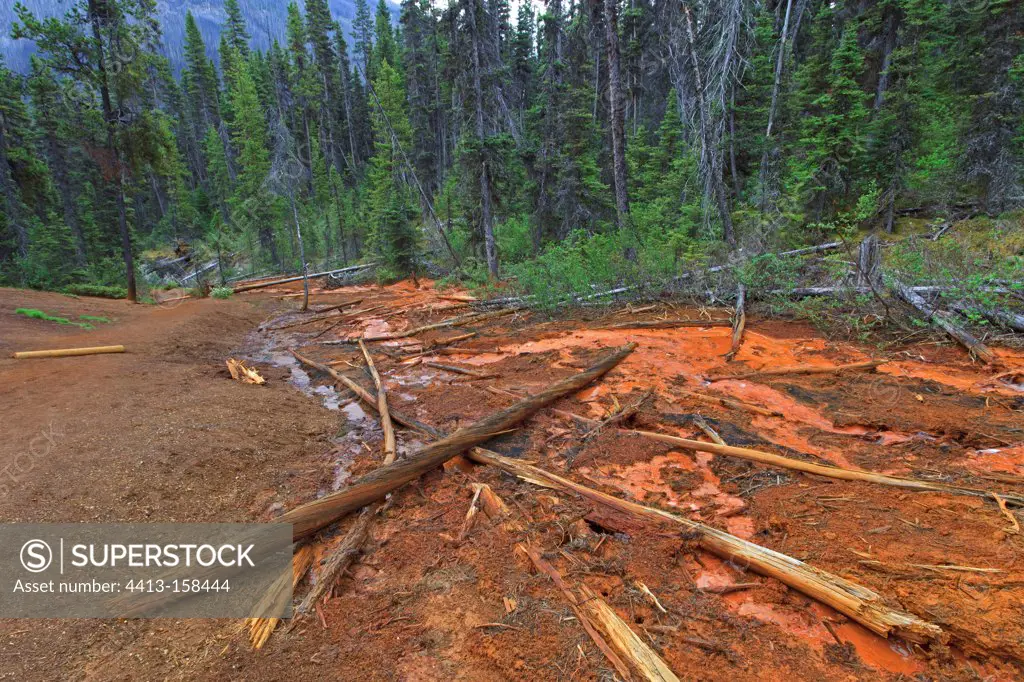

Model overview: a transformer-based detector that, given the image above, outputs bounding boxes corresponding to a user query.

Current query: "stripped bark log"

[596,319,732,330]
[475,451,942,643]
[296,506,376,615]
[891,281,998,364]
[233,264,376,293]
[325,308,520,344]
[279,344,636,540]
[691,415,726,445]
[522,543,679,682]
[628,429,1024,507]
[246,544,315,648]
[326,378,943,643]
[424,362,497,379]
[708,360,883,382]
[359,340,396,464]
[725,284,746,361]
[12,345,126,359]
[673,387,782,418]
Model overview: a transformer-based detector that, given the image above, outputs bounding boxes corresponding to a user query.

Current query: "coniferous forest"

[0,0,1021,302]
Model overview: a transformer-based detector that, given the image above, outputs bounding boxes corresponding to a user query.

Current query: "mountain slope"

[0,0,398,72]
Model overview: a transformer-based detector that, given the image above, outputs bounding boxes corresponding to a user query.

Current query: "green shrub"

[210,286,234,299]
[63,283,128,299]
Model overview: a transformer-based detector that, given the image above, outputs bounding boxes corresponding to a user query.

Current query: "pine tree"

[223,0,251,57]
[365,61,418,275]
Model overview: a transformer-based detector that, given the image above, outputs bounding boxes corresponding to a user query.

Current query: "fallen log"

[12,345,126,359]
[707,360,883,382]
[628,428,1024,507]
[233,263,376,293]
[424,362,497,379]
[673,387,782,418]
[359,340,396,464]
[296,505,378,615]
[246,544,315,648]
[522,543,680,682]
[724,284,746,361]
[279,344,636,540]
[327,378,942,643]
[474,450,942,643]
[595,319,732,330]
[891,281,997,364]
[951,303,1024,334]
[325,308,519,344]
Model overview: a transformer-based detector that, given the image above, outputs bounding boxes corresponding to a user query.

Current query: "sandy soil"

[1,280,1022,680]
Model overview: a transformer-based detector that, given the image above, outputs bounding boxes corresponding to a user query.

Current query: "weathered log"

[295,505,377,615]
[707,360,883,382]
[324,308,519,344]
[359,340,396,464]
[12,345,126,359]
[725,284,746,361]
[629,428,1024,507]
[951,303,1024,334]
[424,362,497,379]
[522,543,680,682]
[892,280,997,364]
[233,263,376,293]
[474,450,942,643]
[595,319,731,330]
[279,344,636,540]
[326,377,943,643]
[674,387,782,418]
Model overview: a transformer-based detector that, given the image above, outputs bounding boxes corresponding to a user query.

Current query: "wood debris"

[225,358,265,385]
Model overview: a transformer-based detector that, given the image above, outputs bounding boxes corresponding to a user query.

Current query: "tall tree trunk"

[469,0,498,279]
[682,5,735,247]
[603,0,631,234]
[288,188,310,311]
[0,116,28,262]
[89,0,137,302]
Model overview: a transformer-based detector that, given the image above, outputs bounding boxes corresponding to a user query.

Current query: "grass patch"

[15,308,94,329]
[78,315,111,324]
[210,286,234,299]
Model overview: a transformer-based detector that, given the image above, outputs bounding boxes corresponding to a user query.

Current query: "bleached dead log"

[892,280,997,364]
[630,429,1024,507]
[233,263,376,293]
[707,360,883,382]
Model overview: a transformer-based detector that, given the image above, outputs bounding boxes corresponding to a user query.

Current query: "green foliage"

[15,308,94,328]
[63,284,128,299]
[210,286,234,299]
[78,315,111,323]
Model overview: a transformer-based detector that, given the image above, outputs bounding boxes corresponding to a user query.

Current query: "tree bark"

[603,0,631,233]
[682,5,735,246]
[469,0,499,279]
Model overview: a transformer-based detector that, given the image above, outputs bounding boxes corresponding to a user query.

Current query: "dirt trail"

[1,281,1022,680]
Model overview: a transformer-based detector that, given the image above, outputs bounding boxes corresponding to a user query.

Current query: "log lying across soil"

[892,280,997,364]
[522,543,680,682]
[629,429,1024,507]
[321,375,943,643]
[279,343,636,540]
[324,307,520,344]
[707,360,883,382]
[596,319,732,330]
[233,263,376,293]
[473,449,943,643]
[12,345,126,359]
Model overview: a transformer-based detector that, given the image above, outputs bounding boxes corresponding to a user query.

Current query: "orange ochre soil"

[1,278,1022,680]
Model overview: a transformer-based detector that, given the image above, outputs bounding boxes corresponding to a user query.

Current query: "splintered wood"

[226,358,265,385]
